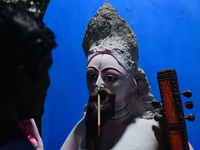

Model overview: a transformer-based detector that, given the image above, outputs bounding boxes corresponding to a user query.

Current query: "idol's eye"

[87,72,98,79]
[104,75,118,81]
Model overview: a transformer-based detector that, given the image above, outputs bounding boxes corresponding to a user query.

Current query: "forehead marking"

[98,62,102,70]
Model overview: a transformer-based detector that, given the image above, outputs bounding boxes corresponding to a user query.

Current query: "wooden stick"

[97,94,100,137]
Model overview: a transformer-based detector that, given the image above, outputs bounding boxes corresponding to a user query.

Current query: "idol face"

[86,53,133,106]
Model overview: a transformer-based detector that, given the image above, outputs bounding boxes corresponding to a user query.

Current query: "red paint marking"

[98,62,102,70]
[27,135,35,141]
[98,125,101,137]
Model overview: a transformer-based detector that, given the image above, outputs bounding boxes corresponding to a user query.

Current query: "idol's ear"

[128,78,137,92]
[14,65,31,99]
[132,78,137,90]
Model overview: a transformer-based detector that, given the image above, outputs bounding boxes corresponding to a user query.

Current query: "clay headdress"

[82,3,155,114]
[82,3,138,72]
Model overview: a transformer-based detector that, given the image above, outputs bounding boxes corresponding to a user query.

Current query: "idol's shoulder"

[126,117,161,135]
[111,117,163,150]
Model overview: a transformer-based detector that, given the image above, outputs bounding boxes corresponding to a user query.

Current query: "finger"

[98,88,114,101]
[101,94,115,112]
[102,92,115,105]
[98,88,112,95]
[89,88,99,102]
[89,88,112,102]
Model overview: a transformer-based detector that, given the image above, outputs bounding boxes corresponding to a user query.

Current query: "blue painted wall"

[43,0,200,149]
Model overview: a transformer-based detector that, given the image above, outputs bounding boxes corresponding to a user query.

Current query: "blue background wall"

[42,0,200,149]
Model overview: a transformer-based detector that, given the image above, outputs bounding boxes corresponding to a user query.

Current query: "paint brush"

[97,83,101,137]
[97,93,100,137]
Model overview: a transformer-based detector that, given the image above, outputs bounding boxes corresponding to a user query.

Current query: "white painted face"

[86,53,132,106]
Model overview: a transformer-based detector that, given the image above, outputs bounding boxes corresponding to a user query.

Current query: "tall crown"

[82,3,138,71]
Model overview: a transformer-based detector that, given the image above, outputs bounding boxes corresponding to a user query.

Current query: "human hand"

[18,118,43,150]
[85,88,116,135]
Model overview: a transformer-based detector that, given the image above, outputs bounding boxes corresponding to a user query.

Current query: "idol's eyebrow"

[87,66,98,72]
[87,66,123,75]
[102,68,123,74]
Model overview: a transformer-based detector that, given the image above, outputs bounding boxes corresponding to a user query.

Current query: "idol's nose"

[95,76,105,88]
